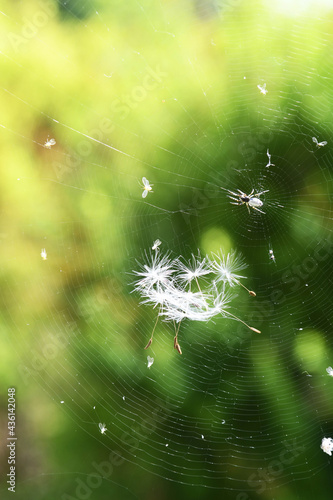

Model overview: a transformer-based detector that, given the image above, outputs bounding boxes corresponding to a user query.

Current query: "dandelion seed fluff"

[209,250,247,287]
[133,251,175,293]
[133,247,261,352]
[175,253,211,288]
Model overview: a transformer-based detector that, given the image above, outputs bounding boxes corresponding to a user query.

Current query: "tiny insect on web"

[141,177,153,198]
[98,423,107,434]
[147,356,154,368]
[44,137,56,149]
[312,136,327,147]
[257,83,267,95]
[152,239,161,251]
[265,149,275,168]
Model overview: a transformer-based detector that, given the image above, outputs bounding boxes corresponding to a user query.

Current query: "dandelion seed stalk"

[224,310,261,334]
[234,278,256,297]
[144,308,160,349]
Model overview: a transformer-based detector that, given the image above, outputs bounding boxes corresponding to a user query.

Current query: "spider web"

[1,1,333,499]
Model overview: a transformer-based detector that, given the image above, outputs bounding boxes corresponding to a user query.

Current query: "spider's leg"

[227,190,239,197]
[228,196,241,202]
[252,206,266,214]
[230,202,242,206]
[246,203,251,214]
[254,190,269,197]
[237,189,246,196]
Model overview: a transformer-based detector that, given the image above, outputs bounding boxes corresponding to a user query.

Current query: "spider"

[226,188,269,214]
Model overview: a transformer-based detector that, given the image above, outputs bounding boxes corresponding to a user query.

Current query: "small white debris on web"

[257,83,267,95]
[312,137,327,147]
[265,149,275,168]
[321,437,333,456]
[44,137,56,149]
[152,239,161,251]
[147,356,154,369]
[122,396,126,401]
[165,443,169,447]
[201,434,204,439]
[41,248,47,260]
[60,400,64,404]
[326,367,333,377]
[269,249,276,264]
[99,423,107,434]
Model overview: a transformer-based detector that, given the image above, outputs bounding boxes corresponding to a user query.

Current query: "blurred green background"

[1,0,333,499]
